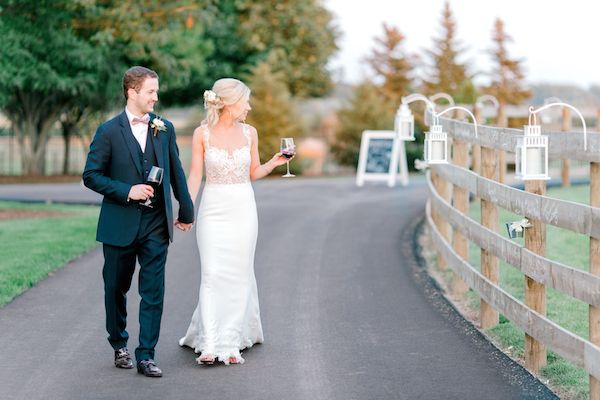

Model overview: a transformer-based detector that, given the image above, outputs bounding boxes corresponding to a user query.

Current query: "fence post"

[561,107,571,187]
[524,179,547,372]
[472,106,482,178]
[497,103,508,183]
[433,168,450,269]
[451,137,469,295]
[480,146,499,328]
[590,113,600,399]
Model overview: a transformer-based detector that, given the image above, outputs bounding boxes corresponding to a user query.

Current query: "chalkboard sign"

[356,130,408,187]
[365,138,394,173]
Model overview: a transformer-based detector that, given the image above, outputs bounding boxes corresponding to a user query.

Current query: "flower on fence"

[414,159,428,171]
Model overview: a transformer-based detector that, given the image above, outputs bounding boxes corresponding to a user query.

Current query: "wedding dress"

[179,123,264,364]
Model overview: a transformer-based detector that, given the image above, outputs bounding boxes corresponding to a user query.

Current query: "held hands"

[175,220,193,232]
[128,184,154,202]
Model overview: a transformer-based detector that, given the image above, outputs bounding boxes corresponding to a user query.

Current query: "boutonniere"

[150,117,167,137]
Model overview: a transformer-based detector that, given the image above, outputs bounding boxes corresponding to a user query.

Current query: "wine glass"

[142,166,164,207]
[280,138,295,178]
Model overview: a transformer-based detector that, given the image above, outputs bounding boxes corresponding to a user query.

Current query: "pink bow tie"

[132,115,150,125]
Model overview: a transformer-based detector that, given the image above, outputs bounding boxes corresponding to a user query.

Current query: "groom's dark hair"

[123,66,159,100]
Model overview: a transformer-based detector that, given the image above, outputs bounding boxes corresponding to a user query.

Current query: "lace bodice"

[204,123,252,184]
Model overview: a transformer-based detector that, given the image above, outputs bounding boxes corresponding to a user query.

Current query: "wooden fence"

[426,112,600,398]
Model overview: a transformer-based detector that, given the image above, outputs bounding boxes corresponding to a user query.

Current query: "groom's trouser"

[102,206,168,362]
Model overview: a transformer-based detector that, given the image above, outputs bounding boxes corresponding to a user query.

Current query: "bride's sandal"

[197,354,216,365]
[228,356,239,365]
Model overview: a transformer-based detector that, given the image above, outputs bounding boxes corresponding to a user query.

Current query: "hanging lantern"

[394,103,415,141]
[424,124,448,164]
[515,124,549,180]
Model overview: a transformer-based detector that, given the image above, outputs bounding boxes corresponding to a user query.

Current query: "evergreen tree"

[331,81,393,168]
[486,18,531,106]
[365,23,414,111]
[245,59,303,172]
[422,1,474,103]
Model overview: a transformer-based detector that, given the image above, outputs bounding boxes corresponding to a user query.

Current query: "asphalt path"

[0,177,557,399]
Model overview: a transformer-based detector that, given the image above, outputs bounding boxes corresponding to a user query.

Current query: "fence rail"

[425,109,600,396]
[426,196,600,379]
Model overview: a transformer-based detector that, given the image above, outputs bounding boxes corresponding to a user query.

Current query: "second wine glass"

[280,138,295,178]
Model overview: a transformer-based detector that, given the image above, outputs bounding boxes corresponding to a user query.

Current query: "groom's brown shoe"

[114,348,134,369]
[137,359,162,377]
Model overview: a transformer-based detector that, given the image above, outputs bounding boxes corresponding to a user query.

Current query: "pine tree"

[487,18,531,106]
[422,1,474,103]
[365,23,414,111]
[330,81,393,168]
[245,59,303,171]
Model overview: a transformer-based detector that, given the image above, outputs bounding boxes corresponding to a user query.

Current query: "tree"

[73,0,213,106]
[0,1,114,175]
[422,1,474,103]
[486,18,531,107]
[236,0,339,97]
[330,81,393,168]
[245,59,303,171]
[0,1,214,175]
[365,23,414,112]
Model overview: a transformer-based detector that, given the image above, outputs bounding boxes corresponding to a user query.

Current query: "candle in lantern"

[525,147,544,176]
[431,140,445,161]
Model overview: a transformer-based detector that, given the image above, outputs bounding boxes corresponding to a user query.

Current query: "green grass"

[0,201,99,306]
[443,184,592,398]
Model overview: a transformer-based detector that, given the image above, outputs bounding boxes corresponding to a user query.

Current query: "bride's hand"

[270,152,293,167]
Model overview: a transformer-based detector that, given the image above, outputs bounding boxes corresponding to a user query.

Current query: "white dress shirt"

[125,107,148,153]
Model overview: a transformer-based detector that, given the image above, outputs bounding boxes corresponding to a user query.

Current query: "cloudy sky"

[325,0,600,88]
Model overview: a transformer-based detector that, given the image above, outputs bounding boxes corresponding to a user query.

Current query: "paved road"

[0,178,556,399]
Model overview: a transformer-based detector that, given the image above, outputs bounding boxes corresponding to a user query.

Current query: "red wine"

[146,180,160,189]
[282,151,295,159]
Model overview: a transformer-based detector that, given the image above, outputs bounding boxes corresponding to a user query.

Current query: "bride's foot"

[197,354,215,365]
[227,356,240,365]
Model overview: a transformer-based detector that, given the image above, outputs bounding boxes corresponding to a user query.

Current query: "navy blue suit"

[83,111,194,361]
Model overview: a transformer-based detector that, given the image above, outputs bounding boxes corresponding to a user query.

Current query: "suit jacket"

[83,111,194,246]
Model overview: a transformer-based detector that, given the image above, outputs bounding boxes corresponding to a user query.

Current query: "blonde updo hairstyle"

[203,78,251,128]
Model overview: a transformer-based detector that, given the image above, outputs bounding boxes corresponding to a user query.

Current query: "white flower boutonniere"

[150,117,167,137]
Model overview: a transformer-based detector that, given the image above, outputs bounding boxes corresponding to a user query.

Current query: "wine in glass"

[280,138,295,178]
[142,166,164,207]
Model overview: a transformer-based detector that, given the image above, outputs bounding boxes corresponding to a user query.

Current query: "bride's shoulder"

[242,123,258,137]
[192,124,209,146]
[193,123,209,136]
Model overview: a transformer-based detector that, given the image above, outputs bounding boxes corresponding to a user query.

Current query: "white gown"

[179,123,264,364]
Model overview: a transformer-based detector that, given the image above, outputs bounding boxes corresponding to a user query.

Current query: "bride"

[179,78,291,365]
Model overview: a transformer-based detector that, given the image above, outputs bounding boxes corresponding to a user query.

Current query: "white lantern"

[424,125,447,164]
[394,103,415,141]
[515,125,549,180]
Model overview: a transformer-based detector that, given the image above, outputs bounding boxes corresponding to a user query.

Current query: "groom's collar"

[124,107,152,124]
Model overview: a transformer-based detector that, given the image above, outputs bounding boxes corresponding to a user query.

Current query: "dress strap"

[242,123,251,146]
[202,123,210,148]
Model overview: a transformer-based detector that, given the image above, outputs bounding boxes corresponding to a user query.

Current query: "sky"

[325,0,600,88]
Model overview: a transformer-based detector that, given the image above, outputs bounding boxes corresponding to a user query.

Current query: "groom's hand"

[128,184,154,202]
[175,220,193,232]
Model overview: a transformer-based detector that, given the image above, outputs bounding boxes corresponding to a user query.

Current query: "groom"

[83,66,194,378]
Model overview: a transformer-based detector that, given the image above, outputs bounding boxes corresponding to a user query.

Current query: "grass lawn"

[457,184,591,399]
[0,201,99,306]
